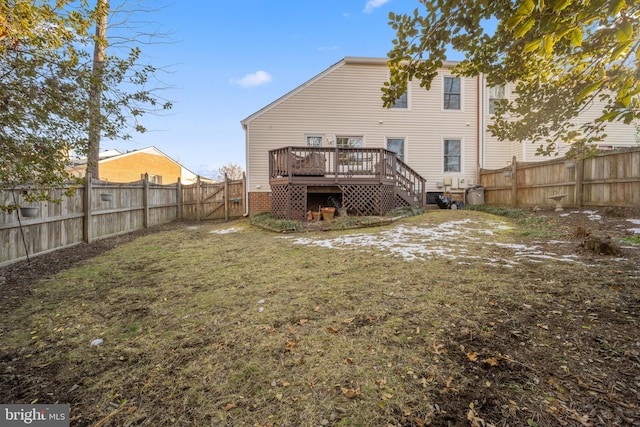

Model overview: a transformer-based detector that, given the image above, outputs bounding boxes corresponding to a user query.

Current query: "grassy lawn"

[1,210,638,426]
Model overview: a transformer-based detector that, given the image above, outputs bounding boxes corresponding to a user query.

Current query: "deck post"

[287,147,293,184]
[378,148,384,184]
[334,147,339,183]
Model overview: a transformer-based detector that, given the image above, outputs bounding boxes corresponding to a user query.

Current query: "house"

[68,146,203,184]
[241,57,637,217]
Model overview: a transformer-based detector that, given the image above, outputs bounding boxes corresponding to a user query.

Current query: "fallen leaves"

[341,386,361,399]
[467,402,496,427]
[429,340,447,355]
[466,350,501,367]
[285,340,297,351]
[483,357,500,367]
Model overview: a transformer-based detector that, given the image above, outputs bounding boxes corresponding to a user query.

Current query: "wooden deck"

[268,147,426,219]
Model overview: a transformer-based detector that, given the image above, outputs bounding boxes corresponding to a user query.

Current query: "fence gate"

[200,183,225,219]
[181,175,245,220]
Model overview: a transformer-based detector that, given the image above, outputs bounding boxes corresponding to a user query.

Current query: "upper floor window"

[488,85,506,114]
[443,139,461,172]
[443,77,461,110]
[306,136,323,147]
[391,91,408,109]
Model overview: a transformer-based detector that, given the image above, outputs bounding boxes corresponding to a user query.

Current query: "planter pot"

[19,207,38,218]
[100,193,113,202]
[311,212,321,221]
[320,207,335,221]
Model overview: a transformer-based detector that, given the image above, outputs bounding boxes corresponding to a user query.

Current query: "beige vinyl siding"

[482,80,517,169]
[244,58,480,192]
[520,96,638,160]
[483,81,638,164]
[245,58,636,195]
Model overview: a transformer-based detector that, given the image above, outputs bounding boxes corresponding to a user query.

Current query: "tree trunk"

[87,0,108,179]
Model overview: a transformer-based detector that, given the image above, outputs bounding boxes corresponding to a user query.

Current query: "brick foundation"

[249,192,272,216]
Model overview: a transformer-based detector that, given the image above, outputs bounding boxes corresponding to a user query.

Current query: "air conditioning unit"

[450,177,460,189]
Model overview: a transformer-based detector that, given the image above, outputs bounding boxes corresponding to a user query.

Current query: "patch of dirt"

[0,221,190,316]
[526,205,640,258]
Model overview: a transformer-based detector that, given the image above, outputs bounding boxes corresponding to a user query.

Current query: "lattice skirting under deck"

[272,183,405,219]
[339,184,396,216]
[271,185,307,220]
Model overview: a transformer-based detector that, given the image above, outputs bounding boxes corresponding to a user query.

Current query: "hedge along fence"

[0,173,246,267]
[479,146,640,208]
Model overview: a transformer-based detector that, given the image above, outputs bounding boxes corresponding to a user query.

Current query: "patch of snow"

[210,227,241,234]
[186,226,199,230]
[626,219,640,234]
[282,217,585,265]
[581,210,602,221]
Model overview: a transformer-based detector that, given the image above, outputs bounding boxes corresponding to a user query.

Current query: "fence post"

[575,156,584,207]
[143,173,149,228]
[176,178,182,220]
[84,172,92,243]
[511,156,518,207]
[224,173,229,221]
[196,175,201,221]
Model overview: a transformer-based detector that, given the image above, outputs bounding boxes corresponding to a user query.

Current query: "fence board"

[480,147,640,208]
[1,174,245,266]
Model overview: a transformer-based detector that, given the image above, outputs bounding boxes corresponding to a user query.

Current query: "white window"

[306,135,323,147]
[443,139,461,172]
[391,91,408,109]
[386,138,405,162]
[336,136,363,148]
[488,85,506,114]
[386,72,409,109]
[336,136,363,165]
[443,77,461,110]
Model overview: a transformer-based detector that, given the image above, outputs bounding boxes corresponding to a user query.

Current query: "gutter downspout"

[242,122,250,217]
[476,74,483,184]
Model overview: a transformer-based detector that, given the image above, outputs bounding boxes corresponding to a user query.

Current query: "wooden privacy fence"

[0,173,245,267]
[479,147,640,208]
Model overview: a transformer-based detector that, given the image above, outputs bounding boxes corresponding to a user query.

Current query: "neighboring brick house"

[241,56,638,216]
[68,146,200,184]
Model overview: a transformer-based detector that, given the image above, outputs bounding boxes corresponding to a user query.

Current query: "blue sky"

[106,1,459,178]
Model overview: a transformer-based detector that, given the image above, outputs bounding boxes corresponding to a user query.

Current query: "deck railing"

[268,146,425,206]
